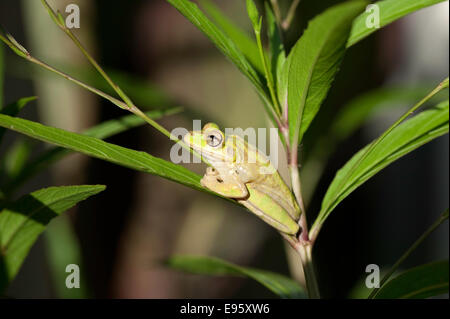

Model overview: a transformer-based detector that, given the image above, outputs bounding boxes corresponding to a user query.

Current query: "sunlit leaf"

[287,1,367,146]
[0,114,204,193]
[199,0,263,74]
[348,0,446,47]
[1,108,182,195]
[166,0,269,102]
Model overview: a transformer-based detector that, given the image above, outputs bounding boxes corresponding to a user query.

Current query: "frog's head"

[184,123,233,163]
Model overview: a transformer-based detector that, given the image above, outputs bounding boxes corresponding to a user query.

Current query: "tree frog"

[183,123,301,235]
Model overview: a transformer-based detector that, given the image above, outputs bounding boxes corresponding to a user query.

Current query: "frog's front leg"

[201,167,248,199]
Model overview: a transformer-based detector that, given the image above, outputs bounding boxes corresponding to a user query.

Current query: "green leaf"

[83,108,182,139]
[368,209,448,299]
[246,0,260,31]
[1,138,32,181]
[0,185,105,292]
[166,0,269,102]
[0,114,204,193]
[166,255,306,299]
[0,96,37,116]
[266,2,285,107]
[0,96,37,144]
[287,1,367,147]
[0,108,182,195]
[348,0,446,47]
[314,100,449,230]
[0,43,4,109]
[199,0,263,74]
[374,260,449,299]
[330,86,442,142]
[101,70,173,109]
[45,215,87,298]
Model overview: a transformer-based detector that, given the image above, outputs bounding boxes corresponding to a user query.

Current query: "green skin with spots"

[184,123,301,235]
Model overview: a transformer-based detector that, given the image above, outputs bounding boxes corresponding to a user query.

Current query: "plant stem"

[296,243,320,299]
[270,0,283,28]
[368,209,449,299]
[28,55,130,110]
[40,0,136,110]
[1,9,204,163]
[282,0,301,30]
[286,136,319,298]
[289,164,308,243]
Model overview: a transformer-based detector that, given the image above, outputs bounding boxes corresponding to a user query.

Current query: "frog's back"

[230,135,300,220]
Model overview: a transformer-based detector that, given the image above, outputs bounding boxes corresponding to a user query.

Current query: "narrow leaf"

[314,100,449,231]
[287,1,367,147]
[374,260,449,299]
[0,43,4,109]
[266,2,285,107]
[0,114,203,192]
[199,0,263,74]
[166,255,305,299]
[166,0,269,101]
[167,0,270,100]
[1,138,32,181]
[369,209,449,298]
[0,96,37,144]
[246,0,260,31]
[45,215,87,298]
[0,108,182,195]
[0,185,105,292]
[331,86,441,142]
[348,0,446,47]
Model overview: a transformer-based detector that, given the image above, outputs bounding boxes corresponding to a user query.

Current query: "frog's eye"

[205,130,223,147]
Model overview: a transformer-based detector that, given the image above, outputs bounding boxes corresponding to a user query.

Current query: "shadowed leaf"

[0,185,105,292]
[166,255,306,299]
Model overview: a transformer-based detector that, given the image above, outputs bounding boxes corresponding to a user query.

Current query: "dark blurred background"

[0,0,448,298]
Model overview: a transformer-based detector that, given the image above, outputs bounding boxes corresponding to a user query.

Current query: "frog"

[183,123,301,235]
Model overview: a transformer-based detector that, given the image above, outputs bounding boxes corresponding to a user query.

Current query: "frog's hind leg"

[238,198,299,235]
[201,172,248,199]
[251,184,300,220]
[238,188,299,235]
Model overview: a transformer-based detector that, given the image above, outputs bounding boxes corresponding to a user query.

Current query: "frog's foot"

[201,173,248,199]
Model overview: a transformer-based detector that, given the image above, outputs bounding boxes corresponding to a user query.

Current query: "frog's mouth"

[193,145,227,163]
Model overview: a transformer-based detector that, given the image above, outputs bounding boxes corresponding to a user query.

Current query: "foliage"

[0,0,447,298]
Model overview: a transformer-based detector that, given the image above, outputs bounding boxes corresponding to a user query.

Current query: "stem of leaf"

[368,209,449,299]
[289,164,308,241]
[270,0,283,29]
[41,0,206,160]
[286,139,319,298]
[0,26,202,162]
[296,243,320,298]
[282,0,301,30]
[40,0,136,109]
